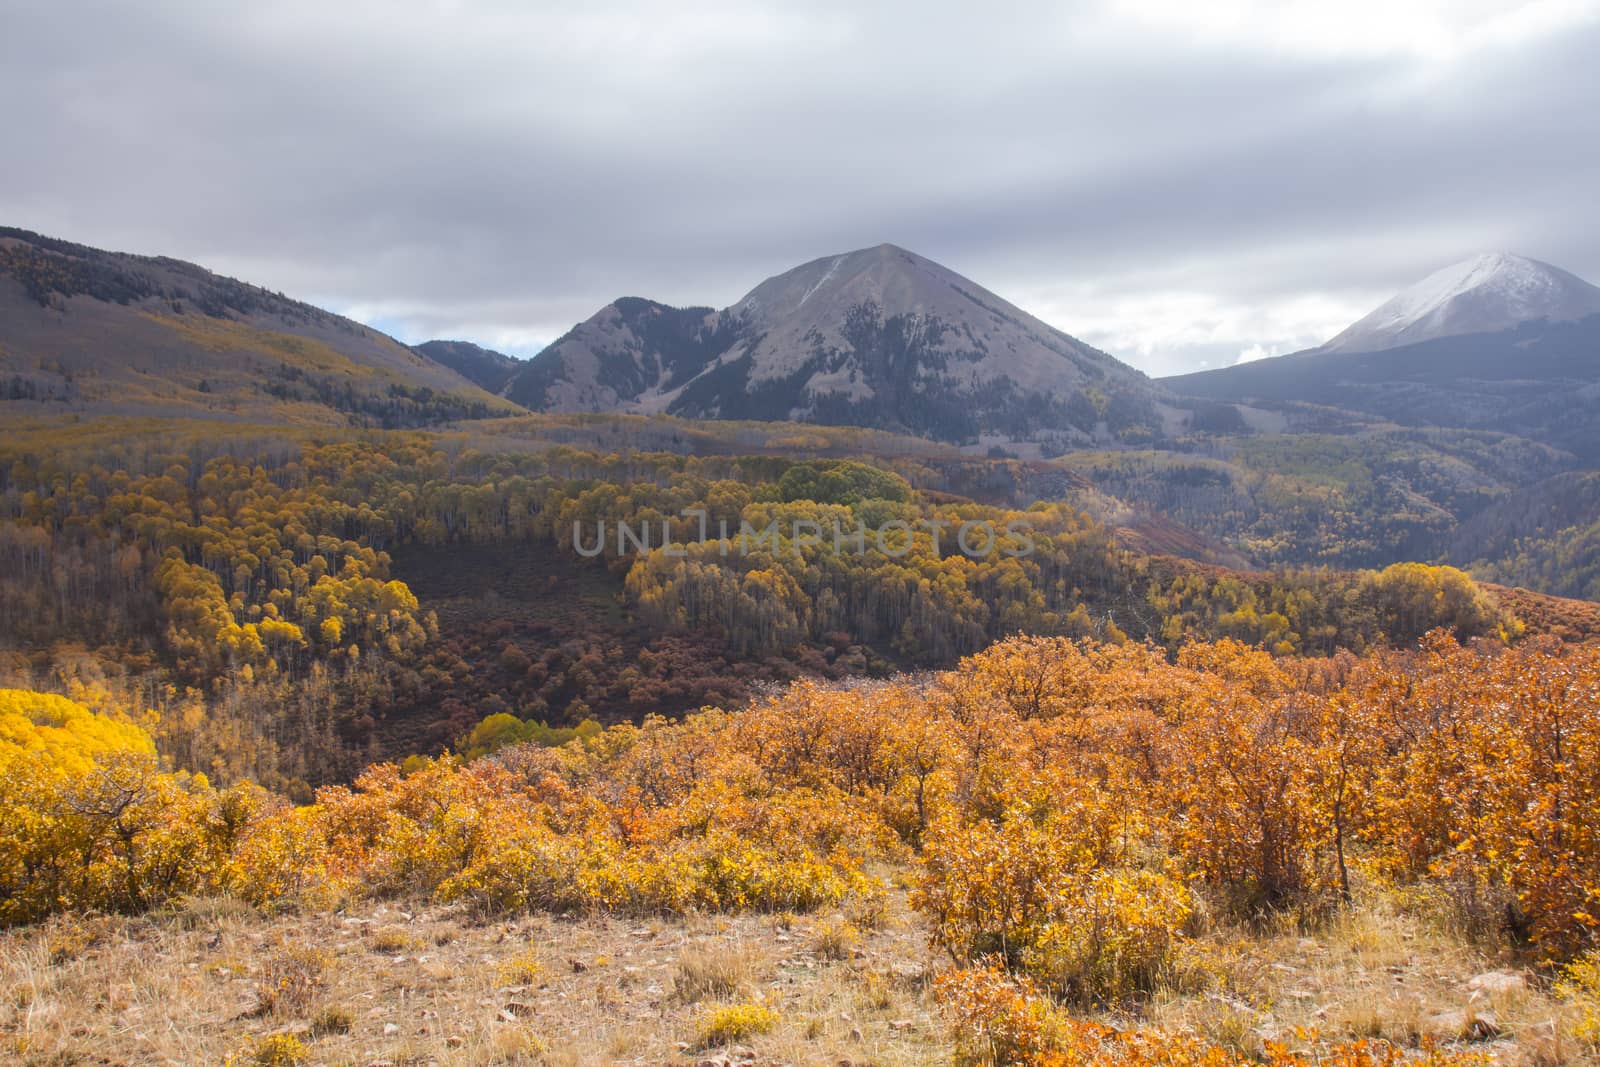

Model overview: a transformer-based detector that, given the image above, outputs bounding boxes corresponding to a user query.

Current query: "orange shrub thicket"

[4,631,1600,981]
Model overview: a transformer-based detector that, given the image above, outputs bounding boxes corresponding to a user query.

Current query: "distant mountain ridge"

[501,296,733,413]
[501,244,1170,447]
[1163,253,1600,459]
[1323,253,1600,353]
[0,227,516,426]
[413,339,524,394]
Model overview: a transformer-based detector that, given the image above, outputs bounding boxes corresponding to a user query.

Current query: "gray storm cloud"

[2,0,1597,373]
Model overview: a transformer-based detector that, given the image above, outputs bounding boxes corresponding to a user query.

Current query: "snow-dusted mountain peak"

[1322,252,1600,354]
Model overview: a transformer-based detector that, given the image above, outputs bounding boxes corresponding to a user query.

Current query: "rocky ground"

[2,882,1595,1066]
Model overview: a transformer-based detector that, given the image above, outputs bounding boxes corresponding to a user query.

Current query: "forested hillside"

[0,228,518,426]
[414,340,525,394]
[0,415,1558,796]
[1054,429,1575,570]
[1447,471,1600,599]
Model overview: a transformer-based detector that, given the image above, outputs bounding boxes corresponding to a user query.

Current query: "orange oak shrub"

[5,632,1600,974]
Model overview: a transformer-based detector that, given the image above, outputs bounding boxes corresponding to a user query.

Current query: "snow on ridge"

[1367,254,1565,329]
[798,255,845,308]
[1323,252,1600,353]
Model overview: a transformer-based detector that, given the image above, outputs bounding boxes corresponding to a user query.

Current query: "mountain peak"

[503,244,1160,446]
[1322,252,1600,353]
[733,243,955,321]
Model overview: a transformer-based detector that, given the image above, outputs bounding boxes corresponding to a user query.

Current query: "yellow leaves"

[256,617,304,647]
[436,817,588,913]
[227,804,344,910]
[495,950,545,987]
[0,688,155,775]
[377,579,417,615]
[696,1002,778,1048]
[1555,950,1600,1044]
[236,744,891,920]
[1022,869,1192,1004]
[234,1033,309,1067]
[423,790,868,916]
[0,689,240,925]
[914,769,1127,971]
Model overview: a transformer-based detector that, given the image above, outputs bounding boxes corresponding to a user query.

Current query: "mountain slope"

[502,244,1168,446]
[0,227,518,426]
[1324,253,1600,353]
[413,339,524,394]
[1163,254,1600,459]
[1449,471,1600,599]
[501,297,733,413]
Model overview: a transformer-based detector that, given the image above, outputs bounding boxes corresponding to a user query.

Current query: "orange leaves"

[1022,868,1192,1004]
[1162,680,1328,910]
[1339,637,1600,959]
[913,768,1126,972]
[213,730,892,920]
[227,802,341,908]
[920,631,1600,962]
[6,628,1600,977]
[935,966,1073,1066]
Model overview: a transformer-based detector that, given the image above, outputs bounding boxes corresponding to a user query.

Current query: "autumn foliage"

[7,624,1600,1067]
[3,632,1598,981]
[0,431,1524,790]
[0,689,258,925]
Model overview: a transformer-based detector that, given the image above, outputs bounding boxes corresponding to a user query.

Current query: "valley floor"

[4,880,1593,1067]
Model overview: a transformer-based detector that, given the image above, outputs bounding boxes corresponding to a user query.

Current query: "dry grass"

[368,926,423,955]
[672,941,760,1005]
[1147,892,1600,1065]
[2,883,1597,1065]
[0,889,944,1066]
[810,917,862,962]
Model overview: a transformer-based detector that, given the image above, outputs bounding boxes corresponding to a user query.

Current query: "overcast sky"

[4,0,1598,376]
